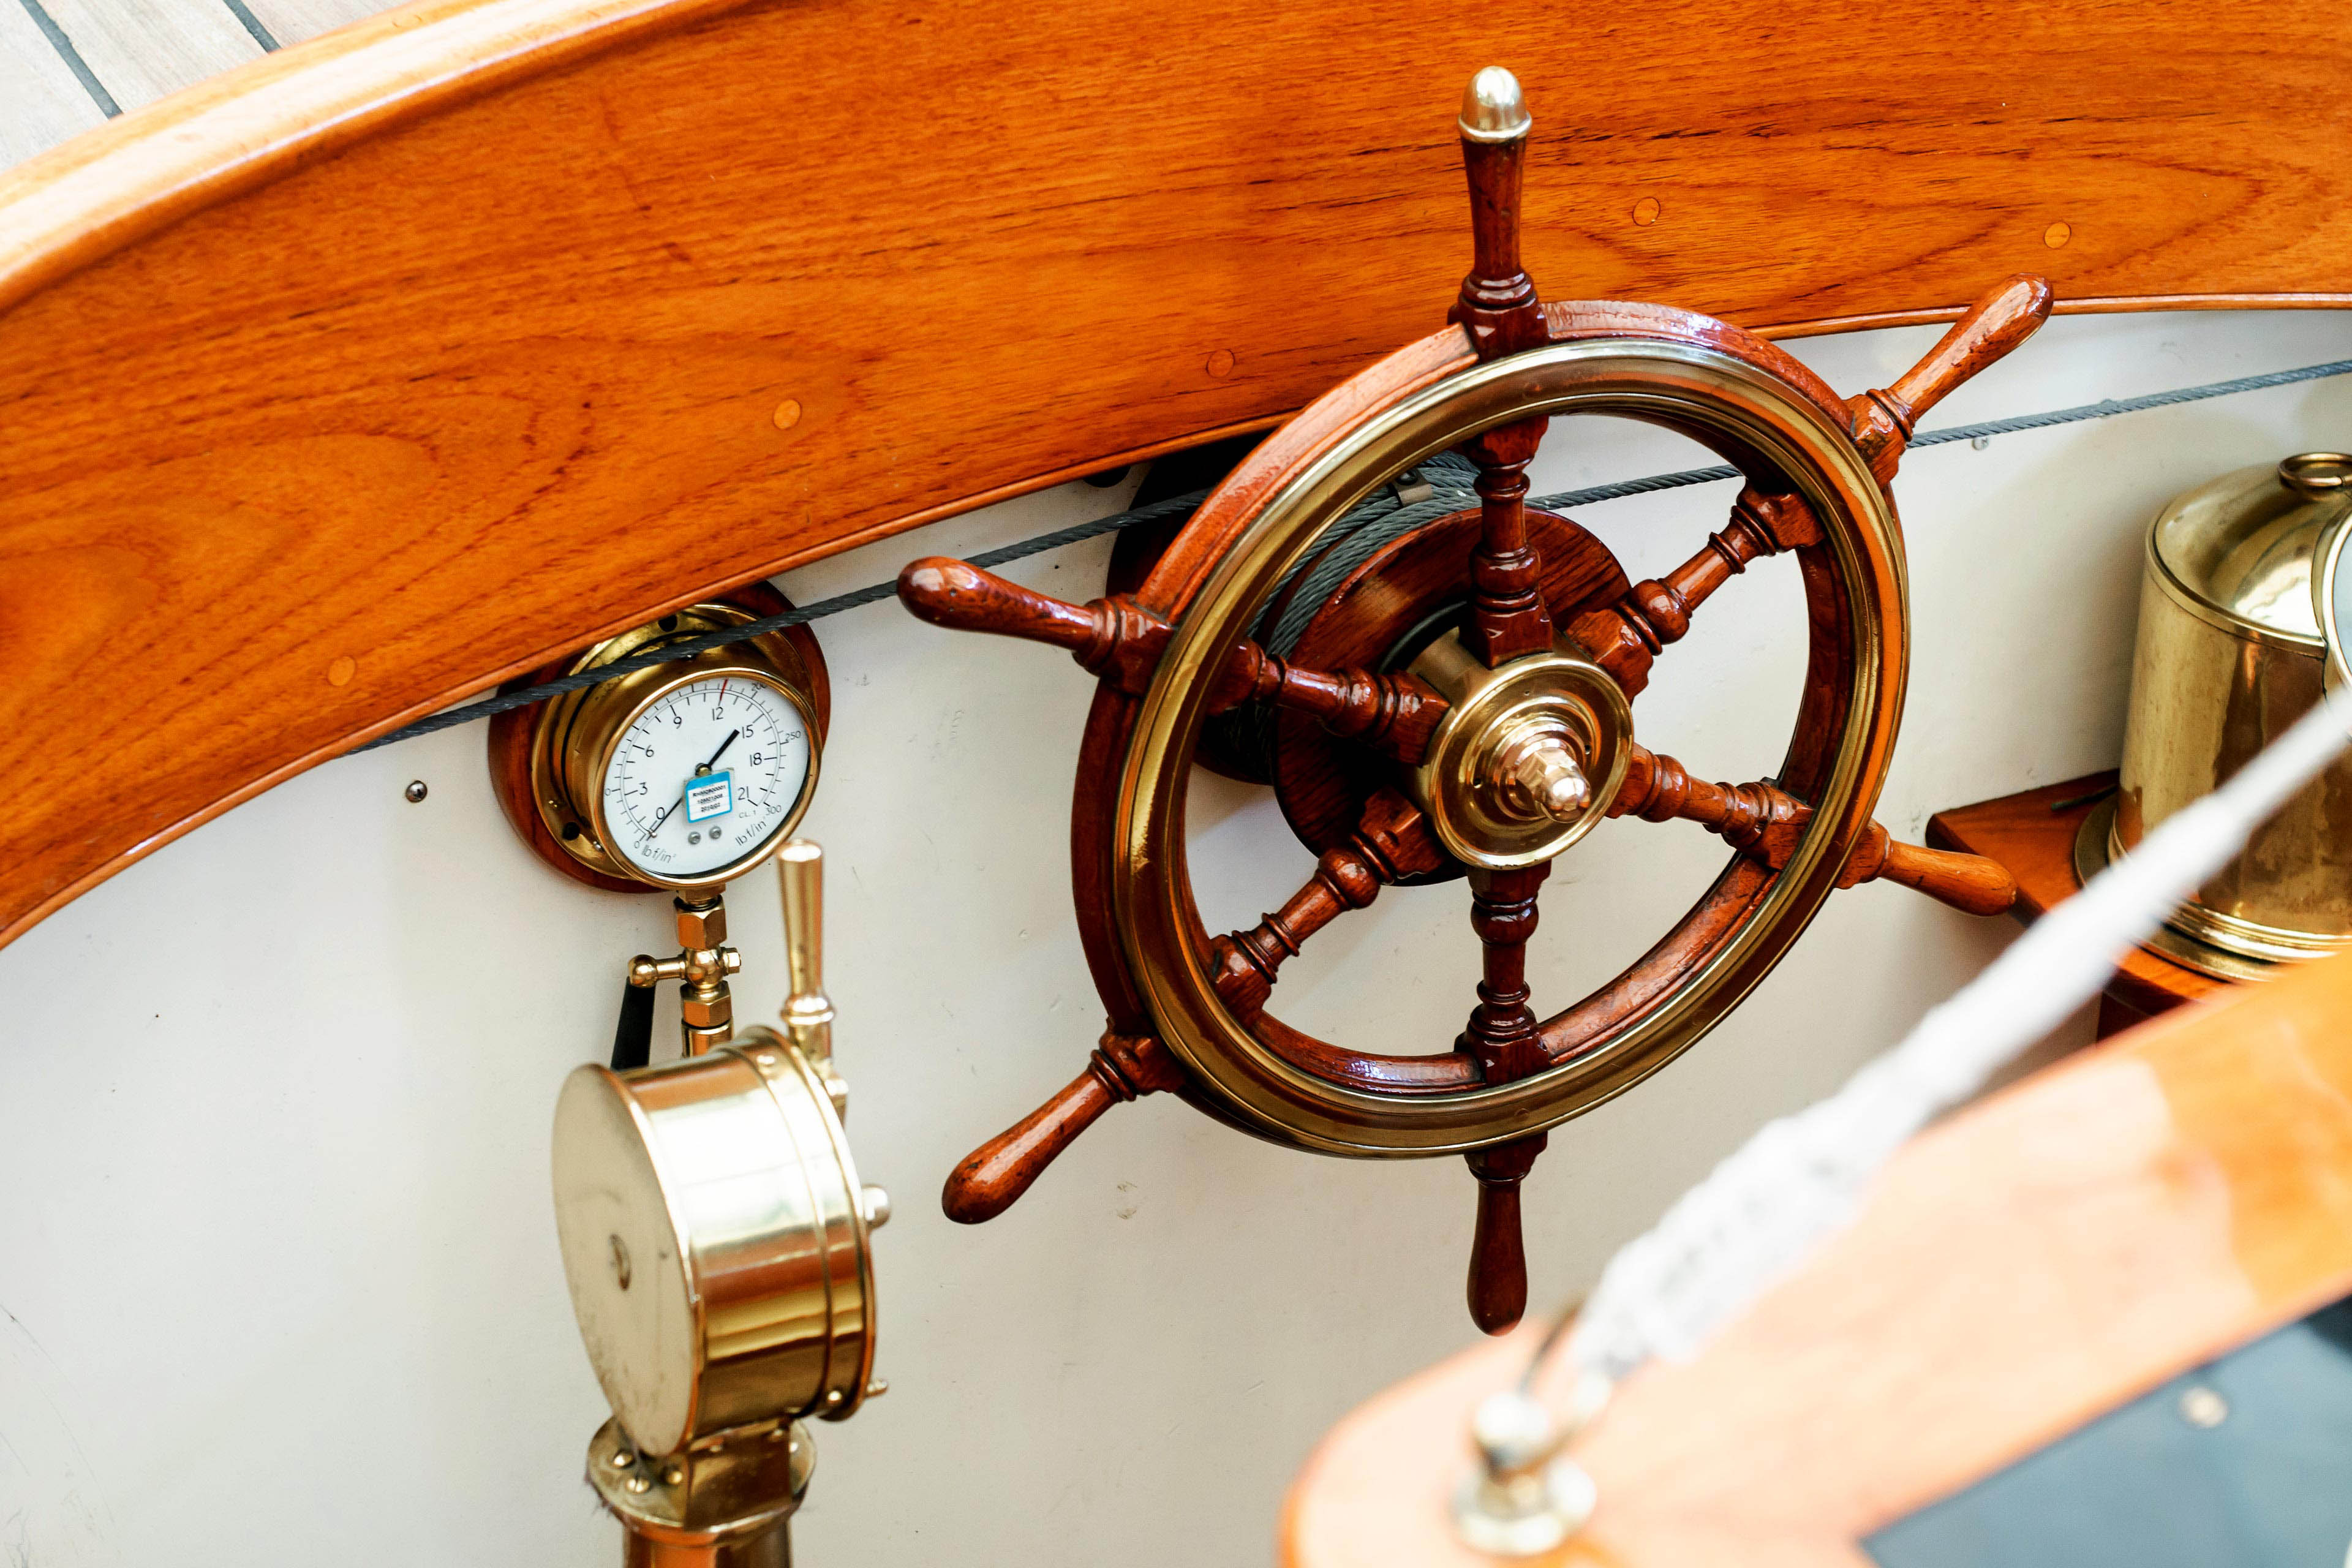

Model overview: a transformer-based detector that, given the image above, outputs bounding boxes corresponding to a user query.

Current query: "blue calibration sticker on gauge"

[685,771,734,824]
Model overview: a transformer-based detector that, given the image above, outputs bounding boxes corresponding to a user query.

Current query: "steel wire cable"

[355,354,2352,753]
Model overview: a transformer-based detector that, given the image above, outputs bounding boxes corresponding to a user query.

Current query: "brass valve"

[617,892,744,1067]
[775,840,834,1066]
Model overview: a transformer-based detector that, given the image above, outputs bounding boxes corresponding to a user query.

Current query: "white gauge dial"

[600,672,814,883]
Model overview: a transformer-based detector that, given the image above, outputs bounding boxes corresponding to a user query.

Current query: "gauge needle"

[647,731,743,837]
[698,730,741,775]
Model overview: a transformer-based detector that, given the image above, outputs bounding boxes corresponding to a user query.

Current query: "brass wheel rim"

[1111,336,1906,1156]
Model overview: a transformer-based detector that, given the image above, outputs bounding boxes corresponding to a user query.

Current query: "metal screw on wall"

[2178,1385,2229,1428]
[404,780,429,802]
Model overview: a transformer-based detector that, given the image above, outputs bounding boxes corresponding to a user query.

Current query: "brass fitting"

[1486,720,1593,823]
[627,892,744,1056]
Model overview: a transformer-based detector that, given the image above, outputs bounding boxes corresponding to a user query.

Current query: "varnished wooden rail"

[6,0,2352,942]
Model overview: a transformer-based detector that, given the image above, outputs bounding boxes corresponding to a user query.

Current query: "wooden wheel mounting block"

[895,67,2041,1333]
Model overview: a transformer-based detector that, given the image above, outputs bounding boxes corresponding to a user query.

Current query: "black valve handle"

[611,979,655,1072]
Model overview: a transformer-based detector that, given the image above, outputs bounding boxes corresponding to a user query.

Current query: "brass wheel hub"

[1408,631,1635,869]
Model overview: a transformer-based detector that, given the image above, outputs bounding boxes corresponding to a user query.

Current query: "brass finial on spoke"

[1458,66,1531,142]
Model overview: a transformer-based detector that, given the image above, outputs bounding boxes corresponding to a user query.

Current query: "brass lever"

[776,840,835,1066]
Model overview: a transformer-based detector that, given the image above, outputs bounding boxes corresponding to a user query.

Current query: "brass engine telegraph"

[491,585,831,1066]
[897,66,2041,1333]
[553,842,887,1567]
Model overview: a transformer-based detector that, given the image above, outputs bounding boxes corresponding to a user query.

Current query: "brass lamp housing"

[2098,453,2352,974]
[551,1028,878,1460]
[519,600,825,892]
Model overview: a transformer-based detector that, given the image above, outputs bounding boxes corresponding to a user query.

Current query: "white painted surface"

[2,309,2350,1566]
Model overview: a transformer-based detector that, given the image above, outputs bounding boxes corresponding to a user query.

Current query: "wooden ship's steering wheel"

[898,67,2046,1332]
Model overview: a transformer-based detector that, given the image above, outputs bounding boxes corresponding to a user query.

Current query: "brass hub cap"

[1407,631,1634,869]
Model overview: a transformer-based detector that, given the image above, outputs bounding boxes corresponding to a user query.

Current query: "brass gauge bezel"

[493,592,831,894]
[562,658,821,892]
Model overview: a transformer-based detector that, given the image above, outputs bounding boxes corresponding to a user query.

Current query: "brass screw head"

[2179,1385,2230,1428]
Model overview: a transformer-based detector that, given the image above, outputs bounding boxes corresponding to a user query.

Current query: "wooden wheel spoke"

[1847,274,2052,483]
[1460,862,1552,1083]
[1610,744,2019,916]
[941,1028,1185,1224]
[1215,651,1449,766]
[897,557,1449,763]
[1566,484,1823,697]
[1210,790,1444,1016]
[1458,858,1553,1335]
[1460,418,1555,666]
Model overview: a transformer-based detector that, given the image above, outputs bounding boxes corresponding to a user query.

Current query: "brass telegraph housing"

[554,843,885,1564]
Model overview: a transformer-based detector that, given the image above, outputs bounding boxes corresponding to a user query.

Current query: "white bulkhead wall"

[2,310,2349,1566]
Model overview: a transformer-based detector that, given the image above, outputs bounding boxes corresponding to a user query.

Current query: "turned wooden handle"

[1466,1177,1529,1335]
[1852,274,2051,479]
[1883,273,2052,426]
[897,557,1098,651]
[1463,1136,1544,1335]
[941,1066,1120,1224]
[1872,837,2019,918]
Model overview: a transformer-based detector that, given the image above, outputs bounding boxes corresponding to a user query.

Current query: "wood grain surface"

[1928,772,2230,1026]
[7,0,2352,944]
[1283,944,2352,1568]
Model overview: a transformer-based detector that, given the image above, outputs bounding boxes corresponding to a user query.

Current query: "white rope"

[1567,683,2352,1384]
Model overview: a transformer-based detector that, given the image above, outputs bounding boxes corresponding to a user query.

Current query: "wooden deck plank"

[34,0,262,113]
[241,0,383,44]
[0,2,109,166]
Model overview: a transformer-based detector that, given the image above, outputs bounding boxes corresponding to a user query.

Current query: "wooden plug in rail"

[897,558,1449,764]
[1615,745,2019,916]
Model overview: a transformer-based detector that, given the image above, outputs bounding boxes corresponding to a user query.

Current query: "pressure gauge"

[491,586,829,893]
